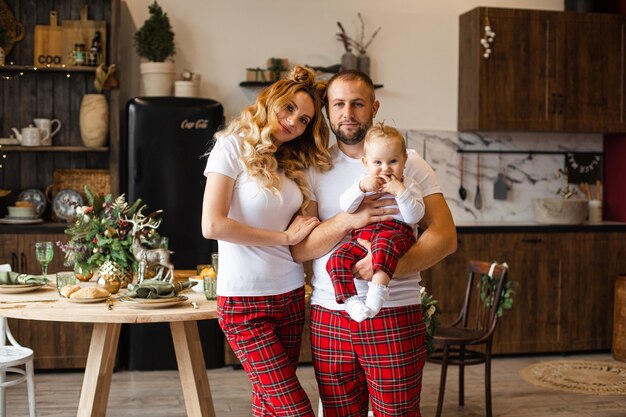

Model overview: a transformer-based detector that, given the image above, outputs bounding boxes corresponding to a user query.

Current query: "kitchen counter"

[456,221,626,233]
[0,221,68,234]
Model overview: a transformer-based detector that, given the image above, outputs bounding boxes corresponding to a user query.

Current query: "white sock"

[344,296,370,323]
[365,282,389,318]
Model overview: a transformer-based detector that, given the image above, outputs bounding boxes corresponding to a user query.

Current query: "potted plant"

[134,1,176,96]
[58,187,164,292]
[79,63,118,147]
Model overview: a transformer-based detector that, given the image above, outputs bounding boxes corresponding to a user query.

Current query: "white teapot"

[11,124,49,147]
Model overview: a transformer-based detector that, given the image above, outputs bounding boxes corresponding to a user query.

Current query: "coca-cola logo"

[181,119,209,129]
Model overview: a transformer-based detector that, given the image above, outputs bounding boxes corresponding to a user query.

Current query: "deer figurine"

[127,208,175,283]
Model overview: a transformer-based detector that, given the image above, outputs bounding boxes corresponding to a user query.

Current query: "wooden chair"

[0,264,37,417]
[428,260,509,417]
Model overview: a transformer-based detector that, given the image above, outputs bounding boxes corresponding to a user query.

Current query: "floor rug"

[520,360,626,396]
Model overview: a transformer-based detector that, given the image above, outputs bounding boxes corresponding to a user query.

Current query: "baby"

[326,123,425,322]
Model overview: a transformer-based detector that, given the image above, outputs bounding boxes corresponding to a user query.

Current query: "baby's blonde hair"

[363,122,406,156]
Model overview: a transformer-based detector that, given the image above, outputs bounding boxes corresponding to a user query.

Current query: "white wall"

[120,0,564,130]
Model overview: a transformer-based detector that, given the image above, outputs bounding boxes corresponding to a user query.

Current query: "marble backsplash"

[403,130,603,224]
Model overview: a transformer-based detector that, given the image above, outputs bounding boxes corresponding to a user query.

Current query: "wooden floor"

[4,352,626,416]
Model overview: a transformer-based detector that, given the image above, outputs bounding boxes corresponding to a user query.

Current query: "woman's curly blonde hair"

[216,65,332,211]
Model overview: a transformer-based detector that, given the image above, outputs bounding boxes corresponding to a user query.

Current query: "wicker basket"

[46,169,111,203]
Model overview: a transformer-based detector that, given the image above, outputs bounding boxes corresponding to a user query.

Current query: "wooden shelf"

[239,81,384,89]
[0,146,108,152]
[0,64,98,74]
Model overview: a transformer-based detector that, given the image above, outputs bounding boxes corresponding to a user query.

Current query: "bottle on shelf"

[88,31,102,67]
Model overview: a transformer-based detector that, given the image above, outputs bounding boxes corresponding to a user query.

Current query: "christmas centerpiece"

[58,187,166,293]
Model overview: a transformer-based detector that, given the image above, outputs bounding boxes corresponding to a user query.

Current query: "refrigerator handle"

[134,147,142,183]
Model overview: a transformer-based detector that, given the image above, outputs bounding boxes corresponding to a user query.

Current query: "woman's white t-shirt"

[204,134,305,296]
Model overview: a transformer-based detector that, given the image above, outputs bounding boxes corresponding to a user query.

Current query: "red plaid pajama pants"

[217,286,314,417]
[311,304,427,417]
[326,220,416,303]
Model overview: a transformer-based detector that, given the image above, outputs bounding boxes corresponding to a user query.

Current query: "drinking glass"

[204,276,217,300]
[35,241,54,276]
[211,252,219,275]
[56,271,77,296]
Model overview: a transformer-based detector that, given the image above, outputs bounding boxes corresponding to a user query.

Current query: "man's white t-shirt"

[204,134,305,296]
[305,145,442,310]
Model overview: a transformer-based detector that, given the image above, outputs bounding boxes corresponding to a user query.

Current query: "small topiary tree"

[133,1,175,62]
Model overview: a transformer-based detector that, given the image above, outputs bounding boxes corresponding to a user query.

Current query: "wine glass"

[35,241,54,276]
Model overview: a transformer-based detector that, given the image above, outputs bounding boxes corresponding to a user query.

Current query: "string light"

[481,16,496,59]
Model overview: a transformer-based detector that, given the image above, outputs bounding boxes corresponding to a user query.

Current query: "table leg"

[170,321,216,417]
[77,323,121,417]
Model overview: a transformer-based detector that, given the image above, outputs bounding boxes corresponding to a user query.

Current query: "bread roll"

[15,200,35,208]
[69,287,110,299]
[60,284,82,298]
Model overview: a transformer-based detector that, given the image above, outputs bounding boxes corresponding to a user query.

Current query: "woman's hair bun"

[290,65,315,84]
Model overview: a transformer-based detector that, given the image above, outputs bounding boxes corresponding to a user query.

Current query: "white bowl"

[533,198,588,224]
[188,276,204,293]
[7,206,36,218]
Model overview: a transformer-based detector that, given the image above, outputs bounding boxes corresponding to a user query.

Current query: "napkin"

[0,271,49,285]
[127,279,196,299]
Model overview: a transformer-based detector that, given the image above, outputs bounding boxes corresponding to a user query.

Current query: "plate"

[17,189,47,216]
[53,189,84,221]
[0,217,44,225]
[117,295,188,309]
[67,296,109,304]
[0,284,44,294]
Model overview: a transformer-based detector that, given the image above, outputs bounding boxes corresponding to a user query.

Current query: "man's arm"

[291,194,398,263]
[395,193,457,275]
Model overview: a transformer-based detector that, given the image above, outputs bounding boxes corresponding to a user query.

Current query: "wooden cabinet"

[421,229,626,354]
[0,232,68,274]
[458,7,626,133]
[0,0,121,201]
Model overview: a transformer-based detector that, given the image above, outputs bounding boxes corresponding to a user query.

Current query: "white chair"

[0,264,36,417]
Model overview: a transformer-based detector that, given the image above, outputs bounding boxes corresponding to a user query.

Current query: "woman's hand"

[285,215,321,245]
[352,238,373,280]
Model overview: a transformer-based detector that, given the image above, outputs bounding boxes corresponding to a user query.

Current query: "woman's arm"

[291,194,399,263]
[201,172,319,246]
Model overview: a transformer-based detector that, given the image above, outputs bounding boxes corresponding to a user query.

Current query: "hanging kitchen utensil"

[474,154,482,209]
[459,153,467,200]
[493,154,508,200]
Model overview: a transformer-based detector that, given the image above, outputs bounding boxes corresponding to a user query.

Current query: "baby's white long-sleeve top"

[339,174,426,225]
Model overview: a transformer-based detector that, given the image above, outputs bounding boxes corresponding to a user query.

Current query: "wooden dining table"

[0,282,218,417]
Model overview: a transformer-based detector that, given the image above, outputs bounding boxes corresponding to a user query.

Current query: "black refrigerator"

[119,97,225,370]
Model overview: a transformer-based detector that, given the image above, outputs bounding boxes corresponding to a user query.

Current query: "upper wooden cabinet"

[458,8,626,133]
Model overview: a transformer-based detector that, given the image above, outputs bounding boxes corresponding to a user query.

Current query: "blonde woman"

[201,66,331,416]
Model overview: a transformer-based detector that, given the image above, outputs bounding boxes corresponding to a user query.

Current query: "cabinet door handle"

[11,252,18,271]
[550,93,557,114]
[521,238,543,243]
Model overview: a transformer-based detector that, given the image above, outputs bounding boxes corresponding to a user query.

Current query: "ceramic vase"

[140,61,176,96]
[357,52,370,76]
[80,93,109,147]
[341,51,357,71]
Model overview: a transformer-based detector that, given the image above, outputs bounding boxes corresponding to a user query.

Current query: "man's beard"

[332,120,371,145]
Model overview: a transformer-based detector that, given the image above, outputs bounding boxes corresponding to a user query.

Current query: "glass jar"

[74,44,86,66]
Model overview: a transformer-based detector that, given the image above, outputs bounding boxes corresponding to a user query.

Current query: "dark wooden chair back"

[455,260,509,344]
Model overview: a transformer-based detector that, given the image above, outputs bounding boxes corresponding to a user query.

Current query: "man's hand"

[349,193,398,230]
[352,239,373,280]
